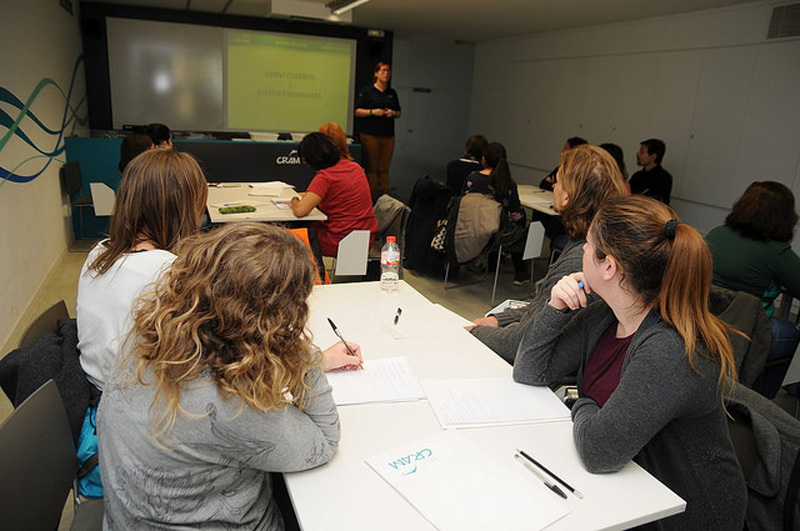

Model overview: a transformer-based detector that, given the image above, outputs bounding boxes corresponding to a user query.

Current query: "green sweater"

[706,225,800,317]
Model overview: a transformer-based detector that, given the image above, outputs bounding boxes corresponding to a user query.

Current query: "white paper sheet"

[423,377,571,428]
[365,430,569,531]
[325,356,425,405]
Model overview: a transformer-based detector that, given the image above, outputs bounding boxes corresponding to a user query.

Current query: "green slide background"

[227,31,354,132]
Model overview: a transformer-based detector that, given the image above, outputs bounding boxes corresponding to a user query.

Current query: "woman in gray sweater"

[99,223,359,530]
[514,196,746,530]
[469,144,627,363]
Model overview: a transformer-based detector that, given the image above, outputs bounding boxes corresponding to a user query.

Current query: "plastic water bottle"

[380,236,400,291]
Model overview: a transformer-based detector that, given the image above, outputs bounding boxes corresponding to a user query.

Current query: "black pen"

[393,307,403,325]
[517,448,583,499]
[327,318,359,360]
[515,454,567,499]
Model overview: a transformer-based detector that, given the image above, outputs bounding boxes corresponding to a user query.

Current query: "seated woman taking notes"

[292,132,377,257]
[514,196,746,530]
[98,222,361,530]
[77,149,209,392]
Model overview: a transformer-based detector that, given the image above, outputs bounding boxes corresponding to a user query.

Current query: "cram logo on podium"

[276,149,301,165]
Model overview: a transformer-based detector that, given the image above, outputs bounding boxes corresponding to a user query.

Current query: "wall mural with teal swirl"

[0,55,87,188]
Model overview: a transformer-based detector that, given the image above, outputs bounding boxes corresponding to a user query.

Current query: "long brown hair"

[483,142,513,199]
[90,149,208,275]
[130,222,319,440]
[725,181,798,242]
[558,144,627,239]
[590,196,738,393]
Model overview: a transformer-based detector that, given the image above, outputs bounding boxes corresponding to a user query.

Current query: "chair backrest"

[522,221,546,261]
[89,182,116,216]
[334,230,370,277]
[447,193,502,264]
[60,162,83,197]
[0,379,77,530]
[19,300,69,349]
[727,408,759,481]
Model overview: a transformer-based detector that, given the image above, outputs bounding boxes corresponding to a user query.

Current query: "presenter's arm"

[355,108,386,118]
[291,192,322,218]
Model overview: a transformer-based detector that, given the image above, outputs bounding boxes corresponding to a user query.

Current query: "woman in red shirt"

[292,132,378,257]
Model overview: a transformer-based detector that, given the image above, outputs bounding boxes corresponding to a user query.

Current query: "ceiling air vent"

[768,3,800,38]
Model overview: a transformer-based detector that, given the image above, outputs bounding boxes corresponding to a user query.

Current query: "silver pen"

[515,454,567,499]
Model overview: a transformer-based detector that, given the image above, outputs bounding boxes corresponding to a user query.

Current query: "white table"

[519,184,556,216]
[286,281,685,531]
[206,182,327,223]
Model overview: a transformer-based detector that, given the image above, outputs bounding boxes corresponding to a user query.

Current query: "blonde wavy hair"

[130,222,318,440]
[557,144,627,240]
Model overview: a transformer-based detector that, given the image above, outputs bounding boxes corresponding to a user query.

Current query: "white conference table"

[286,281,685,531]
[518,184,556,216]
[206,182,327,224]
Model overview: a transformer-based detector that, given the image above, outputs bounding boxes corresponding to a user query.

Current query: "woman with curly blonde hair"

[98,222,357,530]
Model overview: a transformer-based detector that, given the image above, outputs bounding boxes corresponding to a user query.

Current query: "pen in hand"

[515,454,567,499]
[327,318,362,367]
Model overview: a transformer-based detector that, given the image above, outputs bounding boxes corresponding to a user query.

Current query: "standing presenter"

[355,62,401,198]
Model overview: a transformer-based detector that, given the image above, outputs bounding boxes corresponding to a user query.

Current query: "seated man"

[446,134,487,193]
[467,145,627,363]
[629,138,672,204]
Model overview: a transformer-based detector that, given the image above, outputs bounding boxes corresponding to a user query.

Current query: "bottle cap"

[387,236,397,242]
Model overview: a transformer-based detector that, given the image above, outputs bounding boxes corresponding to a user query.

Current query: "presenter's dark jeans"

[360,133,394,197]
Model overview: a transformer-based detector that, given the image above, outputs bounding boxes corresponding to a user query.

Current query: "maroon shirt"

[582,322,633,407]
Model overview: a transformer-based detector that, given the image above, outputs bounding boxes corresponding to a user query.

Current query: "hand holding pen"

[325,318,363,371]
[322,341,363,371]
[548,272,590,311]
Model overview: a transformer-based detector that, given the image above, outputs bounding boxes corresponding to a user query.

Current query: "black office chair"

[60,162,94,240]
[0,379,103,530]
[19,299,69,349]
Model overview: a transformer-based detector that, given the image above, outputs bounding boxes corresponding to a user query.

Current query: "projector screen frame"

[80,2,393,139]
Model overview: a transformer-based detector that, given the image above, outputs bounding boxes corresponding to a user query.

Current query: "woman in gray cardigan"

[99,223,360,530]
[514,196,746,530]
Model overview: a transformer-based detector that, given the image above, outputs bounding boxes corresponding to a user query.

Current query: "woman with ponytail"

[463,142,529,283]
[514,195,746,530]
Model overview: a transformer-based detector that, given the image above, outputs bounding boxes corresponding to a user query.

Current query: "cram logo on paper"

[387,448,433,476]
[276,149,301,165]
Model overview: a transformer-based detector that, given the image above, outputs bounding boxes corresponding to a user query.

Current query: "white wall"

[389,34,475,201]
[469,1,800,236]
[0,0,87,347]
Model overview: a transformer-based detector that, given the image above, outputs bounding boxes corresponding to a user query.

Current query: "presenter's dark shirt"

[355,84,401,137]
[446,158,481,193]
[629,165,673,204]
